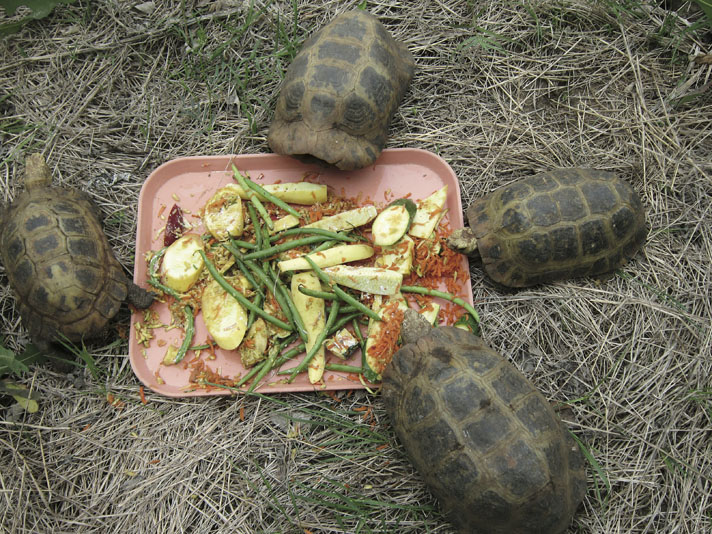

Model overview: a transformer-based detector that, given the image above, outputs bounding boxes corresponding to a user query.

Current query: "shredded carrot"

[367,302,405,374]
[239,405,245,422]
[376,443,389,451]
[325,390,341,402]
[354,405,369,412]
[139,386,147,405]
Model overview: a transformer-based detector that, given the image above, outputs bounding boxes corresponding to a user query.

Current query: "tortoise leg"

[127,282,155,309]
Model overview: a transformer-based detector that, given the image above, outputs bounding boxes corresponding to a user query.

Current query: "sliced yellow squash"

[201,279,248,350]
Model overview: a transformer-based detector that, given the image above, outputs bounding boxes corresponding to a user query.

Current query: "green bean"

[147,247,182,299]
[246,203,264,250]
[288,300,341,382]
[311,240,338,254]
[229,238,257,250]
[241,235,326,261]
[221,244,266,299]
[239,335,302,386]
[198,250,292,331]
[233,165,303,220]
[246,292,263,331]
[269,228,355,243]
[274,312,361,377]
[352,317,365,348]
[247,345,281,393]
[233,165,274,230]
[239,258,296,332]
[298,284,337,300]
[325,363,364,374]
[303,256,381,321]
[400,285,480,325]
[187,344,210,352]
[329,312,362,333]
[265,263,308,342]
[168,305,195,365]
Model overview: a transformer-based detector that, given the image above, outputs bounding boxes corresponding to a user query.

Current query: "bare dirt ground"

[1,1,711,533]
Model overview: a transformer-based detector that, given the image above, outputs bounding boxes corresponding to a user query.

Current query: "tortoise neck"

[24,153,53,191]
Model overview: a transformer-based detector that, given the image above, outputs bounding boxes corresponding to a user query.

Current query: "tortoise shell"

[267,9,415,170]
[383,318,587,534]
[0,154,132,344]
[465,168,647,287]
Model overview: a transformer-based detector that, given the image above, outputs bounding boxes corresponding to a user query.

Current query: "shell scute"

[441,375,488,421]
[402,382,437,427]
[501,207,531,234]
[463,408,512,453]
[579,218,609,256]
[516,231,552,265]
[550,225,579,261]
[554,186,587,220]
[526,194,560,227]
[581,181,618,213]
[492,439,551,498]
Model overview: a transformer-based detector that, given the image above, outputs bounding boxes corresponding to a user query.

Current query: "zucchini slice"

[371,198,417,246]
[374,234,415,275]
[409,185,449,239]
[322,265,403,295]
[303,205,377,232]
[277,244,374,272]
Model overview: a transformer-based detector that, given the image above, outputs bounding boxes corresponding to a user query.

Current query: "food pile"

[136,166,477,393]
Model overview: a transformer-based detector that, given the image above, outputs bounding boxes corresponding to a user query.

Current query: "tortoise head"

[24,153,53,192]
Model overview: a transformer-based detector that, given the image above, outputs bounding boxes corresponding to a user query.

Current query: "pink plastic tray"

[129,148,472,397]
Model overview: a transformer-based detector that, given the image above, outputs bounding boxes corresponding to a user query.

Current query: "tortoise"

[0,153,154,352]
[267,9,415,171]
[382,309,587,534]
[446,168,647,288]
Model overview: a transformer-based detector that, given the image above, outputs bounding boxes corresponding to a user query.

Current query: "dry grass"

[1,0,711,532]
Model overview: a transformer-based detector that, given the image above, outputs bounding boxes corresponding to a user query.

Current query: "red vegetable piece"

[164,204,186,246]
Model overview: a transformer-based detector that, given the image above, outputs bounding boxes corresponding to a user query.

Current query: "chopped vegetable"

[419,301,440,325]
[291,272,326,383]
[239,318,269,368]
[363,294,408,381]
[371,198,416,246]
[374,234,415,275]
[271,214,300,233]
[222,180,327,205]
[164,203,186,246]
[322,265,403,295]
[203,186,244,241]
[325,328,360,360]
[277,244,374,271]
[409,185,448,239]
[303,205,377,232]
[160,234,205,292]
[201,279,248,350]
